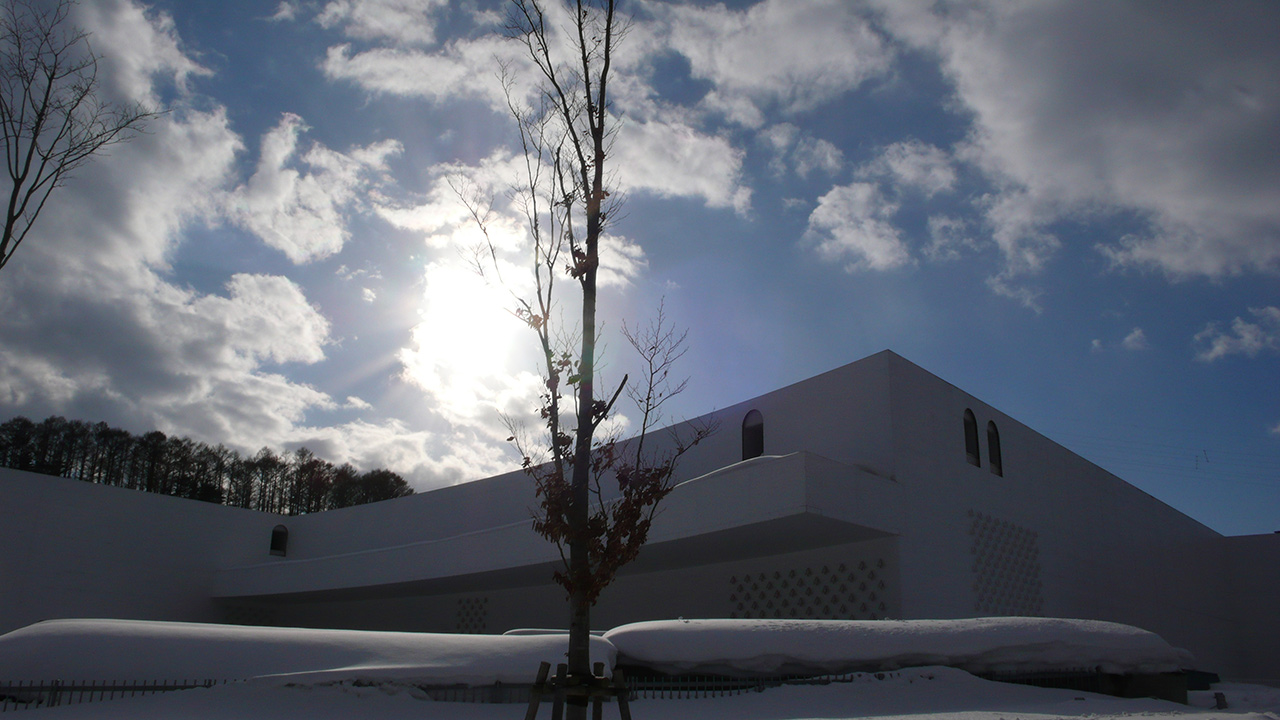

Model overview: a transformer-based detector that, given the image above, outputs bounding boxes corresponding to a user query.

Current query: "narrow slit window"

[742,410,764,461]
[964,409,981,467]
[270,525,288,557]
[988,421,1003,477]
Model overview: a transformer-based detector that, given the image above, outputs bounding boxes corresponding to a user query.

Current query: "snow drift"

[603,617,1193,677]
[0,619,614,685]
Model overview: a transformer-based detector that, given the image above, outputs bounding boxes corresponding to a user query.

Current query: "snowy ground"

[2,618,1277,719]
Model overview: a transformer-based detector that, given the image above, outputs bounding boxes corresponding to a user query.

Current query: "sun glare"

[399,261,540,424]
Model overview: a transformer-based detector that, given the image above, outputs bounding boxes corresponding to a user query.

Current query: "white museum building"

[2,351,1276,683]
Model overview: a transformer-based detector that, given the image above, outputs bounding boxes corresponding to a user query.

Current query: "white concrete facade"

[2,351,1276,682]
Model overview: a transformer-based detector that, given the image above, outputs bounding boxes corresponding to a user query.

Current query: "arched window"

[987,421,1003,477]
[742,409,764,461]
[963,409,980,467]
[270,525,288,557]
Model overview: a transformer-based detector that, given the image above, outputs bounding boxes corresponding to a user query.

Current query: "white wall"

[0,468,279,635]
[881,353,1239,675]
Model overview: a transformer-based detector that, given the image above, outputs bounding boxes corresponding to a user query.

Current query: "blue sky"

[0,0,1276,535]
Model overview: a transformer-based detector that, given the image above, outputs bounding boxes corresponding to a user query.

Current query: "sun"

[399,260,537,420]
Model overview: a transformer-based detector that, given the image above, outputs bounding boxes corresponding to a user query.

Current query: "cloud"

[863,140,956,197]
[287,417,518,486]
[801,141,958,272]
[317,0,451,45]
[599,234,648,289]
[806,182,910,271]
[1194,307,1280,361]
[74,0,210,103]
[321,31,527,110]
[321,9,752,216]
[924,216,974,261]
[656,0,893,127]
[270,2,298,22]
[228,113,402,263]
[612,115,751,213]
[762,123,844,179]
[1121,327,1148,351]
[877,0,1280,285]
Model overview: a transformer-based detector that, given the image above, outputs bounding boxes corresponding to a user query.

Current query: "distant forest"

[0,415,413,514]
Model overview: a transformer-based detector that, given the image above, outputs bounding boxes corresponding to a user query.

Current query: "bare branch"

[0,0,162,273]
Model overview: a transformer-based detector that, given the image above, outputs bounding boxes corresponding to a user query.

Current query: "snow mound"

[603,617,1193,677]
[0,619,614,685]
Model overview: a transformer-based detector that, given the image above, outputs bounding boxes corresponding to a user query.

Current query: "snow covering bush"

[603,617,1193,677]
[0,619,615,685]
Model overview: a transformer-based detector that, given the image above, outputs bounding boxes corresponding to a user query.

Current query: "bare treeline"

[0,415,413,514]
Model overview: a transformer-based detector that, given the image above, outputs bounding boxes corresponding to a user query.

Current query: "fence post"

[613,668,632,720]
[551,664,567,720]
[524,661,551,720]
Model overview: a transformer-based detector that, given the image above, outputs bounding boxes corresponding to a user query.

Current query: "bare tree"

[461,1,714,714]
[0,0,159,273]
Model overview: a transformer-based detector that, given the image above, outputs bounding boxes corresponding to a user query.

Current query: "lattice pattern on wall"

[455,596,489,633]
[969,510,1043,616]
[728,558,891,620]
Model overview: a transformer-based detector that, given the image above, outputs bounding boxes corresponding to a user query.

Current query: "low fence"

[0,679,227,712]
[0,667,1190,711]
[975,667,1188,704]
[623,671,872,699]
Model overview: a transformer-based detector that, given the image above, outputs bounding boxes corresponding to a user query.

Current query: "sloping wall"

[882,353,1238,675]
[0,469,279,635]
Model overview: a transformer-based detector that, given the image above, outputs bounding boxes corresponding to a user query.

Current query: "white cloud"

[793,137,845,179]
[270,2,298,22]
[193,274,332,366]
[656,0,892,127]
[864,140,956,196]
[321,3,751,215]
[228,113,402,263]
[762,123,843,179]
[317,0,450,45]
[924,216,974,261]
[74,0,210,103]
[322,34,526,110]
[288,417,517,487]
[599,234,648,289]
[613,115,751,213]
[807,182,910,271]
[1121,328,1148,352]
[1194,307,1280,362]
[878,0,1280,284]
